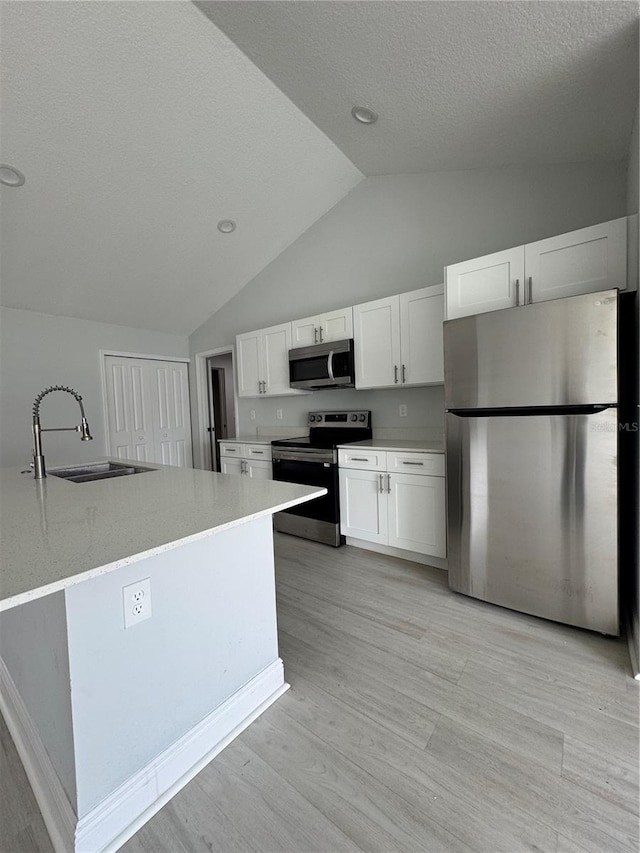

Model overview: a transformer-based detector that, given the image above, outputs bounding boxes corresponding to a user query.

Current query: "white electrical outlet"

[399,404,408,417]
[250,409,256,421]
[123,578,152,629]
[276,408,283,420]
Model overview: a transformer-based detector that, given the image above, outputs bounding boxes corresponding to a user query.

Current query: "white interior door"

[104,356,192,467]
[152,361,191,466]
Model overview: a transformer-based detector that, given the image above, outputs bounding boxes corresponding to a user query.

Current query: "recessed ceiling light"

[351,106,378,125]
[217,219,236,234]
[0,164,26,187]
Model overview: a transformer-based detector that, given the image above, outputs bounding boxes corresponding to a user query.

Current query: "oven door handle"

[273,452,336,465]
[327,350,335,382]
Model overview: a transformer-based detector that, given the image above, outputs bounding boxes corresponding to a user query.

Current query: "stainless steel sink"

[50,462,154,484]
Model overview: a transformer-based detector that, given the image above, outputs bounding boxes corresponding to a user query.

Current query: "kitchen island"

[0,460,325,853]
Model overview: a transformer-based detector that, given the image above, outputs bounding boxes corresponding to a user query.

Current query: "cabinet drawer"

[219,442,245,457]
[245,444,272,461]
[338,448,387,471]
[387,451,445,477]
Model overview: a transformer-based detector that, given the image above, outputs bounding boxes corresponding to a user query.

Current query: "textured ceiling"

[0,1,362,334]
[197,0,640,176]
[1,2,637,337]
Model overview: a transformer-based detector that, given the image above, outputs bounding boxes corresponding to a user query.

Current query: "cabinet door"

[339,469,387,543]
[246,459,272,481]
[220,457,243,476]
[263,323,296,396]
[524,217,627,304]
[291,315,318,348]
[399,285,444,386]
[354,296,401,389]
[445,247,525,320]
[387,473,446,558]
[236,331,262,397]
[317,307,353,343]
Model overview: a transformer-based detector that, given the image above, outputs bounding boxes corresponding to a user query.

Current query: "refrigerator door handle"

[515,278,520,307]
[527,277,533,304]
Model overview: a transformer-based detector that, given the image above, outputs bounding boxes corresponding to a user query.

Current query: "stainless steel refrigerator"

[444,289,619,635]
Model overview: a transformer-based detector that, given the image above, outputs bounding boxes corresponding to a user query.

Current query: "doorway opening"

[205,351,236,471]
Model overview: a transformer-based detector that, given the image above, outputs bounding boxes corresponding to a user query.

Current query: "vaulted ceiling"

[0,1,638,335]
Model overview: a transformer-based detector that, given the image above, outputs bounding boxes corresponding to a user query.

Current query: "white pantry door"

[104,356,192,467]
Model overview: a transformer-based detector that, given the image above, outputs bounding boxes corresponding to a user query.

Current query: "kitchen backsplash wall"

[238,385,444,437]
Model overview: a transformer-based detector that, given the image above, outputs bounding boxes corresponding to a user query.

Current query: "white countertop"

[218,434,305,445]
[0,460,325,612]
[338,439,445,453]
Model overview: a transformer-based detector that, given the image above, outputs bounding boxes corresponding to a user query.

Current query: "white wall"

[189,160,627,464]
[0,592,77,809]
[0,308,188,469]
[65,517,278,816]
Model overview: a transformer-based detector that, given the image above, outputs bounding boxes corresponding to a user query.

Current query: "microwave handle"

[327,350,335,382]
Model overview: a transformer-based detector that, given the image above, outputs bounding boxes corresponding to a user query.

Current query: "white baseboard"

[77,658,288,853]
[345,538,448,571]
[75,658,289,853]
[2,656,288,853]
[0,657,76,853]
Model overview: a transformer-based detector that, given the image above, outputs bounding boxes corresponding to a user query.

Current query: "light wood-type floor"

[1,534,638,853]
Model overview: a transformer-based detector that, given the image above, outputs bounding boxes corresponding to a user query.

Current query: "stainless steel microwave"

[289,339,356,390]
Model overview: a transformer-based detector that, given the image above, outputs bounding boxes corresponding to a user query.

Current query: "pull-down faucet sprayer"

[32,385,93,479]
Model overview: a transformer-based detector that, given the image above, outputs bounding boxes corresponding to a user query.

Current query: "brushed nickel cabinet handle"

[402,364,406,383]
[394,365,399,384]
[386,473,391,493]
[319,326,324,342]
[528,277,533,304]
[515,278,520,307]
[314,327,318,344]
[378,473,384,493]
[402,461,424,466]
[351,457,369,462]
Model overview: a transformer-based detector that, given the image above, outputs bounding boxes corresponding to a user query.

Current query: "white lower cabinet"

[219,441,272,480]
[338,449,446,559]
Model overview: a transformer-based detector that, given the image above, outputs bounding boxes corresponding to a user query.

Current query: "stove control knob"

[309,415,316,422]
[359,414,366,422]
[350,414,358,422]
[316,414,323,422]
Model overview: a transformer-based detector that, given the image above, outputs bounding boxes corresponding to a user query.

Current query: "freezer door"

[444,289,618,409]
[446,408,619,634]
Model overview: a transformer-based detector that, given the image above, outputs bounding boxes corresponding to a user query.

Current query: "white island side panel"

[65,515,280,818]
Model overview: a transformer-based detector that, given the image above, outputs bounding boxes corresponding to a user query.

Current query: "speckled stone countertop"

[218,434,305,445]
[0,460,325,612]
[337,439,445,453]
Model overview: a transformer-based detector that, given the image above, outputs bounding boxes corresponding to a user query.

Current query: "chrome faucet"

[32,385,93,479]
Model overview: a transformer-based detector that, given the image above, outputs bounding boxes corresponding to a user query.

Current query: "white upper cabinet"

[237,322,302,398]
[524,217,627,304]
[236,330,262,397]
[291,307,353,347]
[445,247,524,320]
[445,217,627,320]
[354,295,401,389]
[354,285,444,389]
[399,286,445,386]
